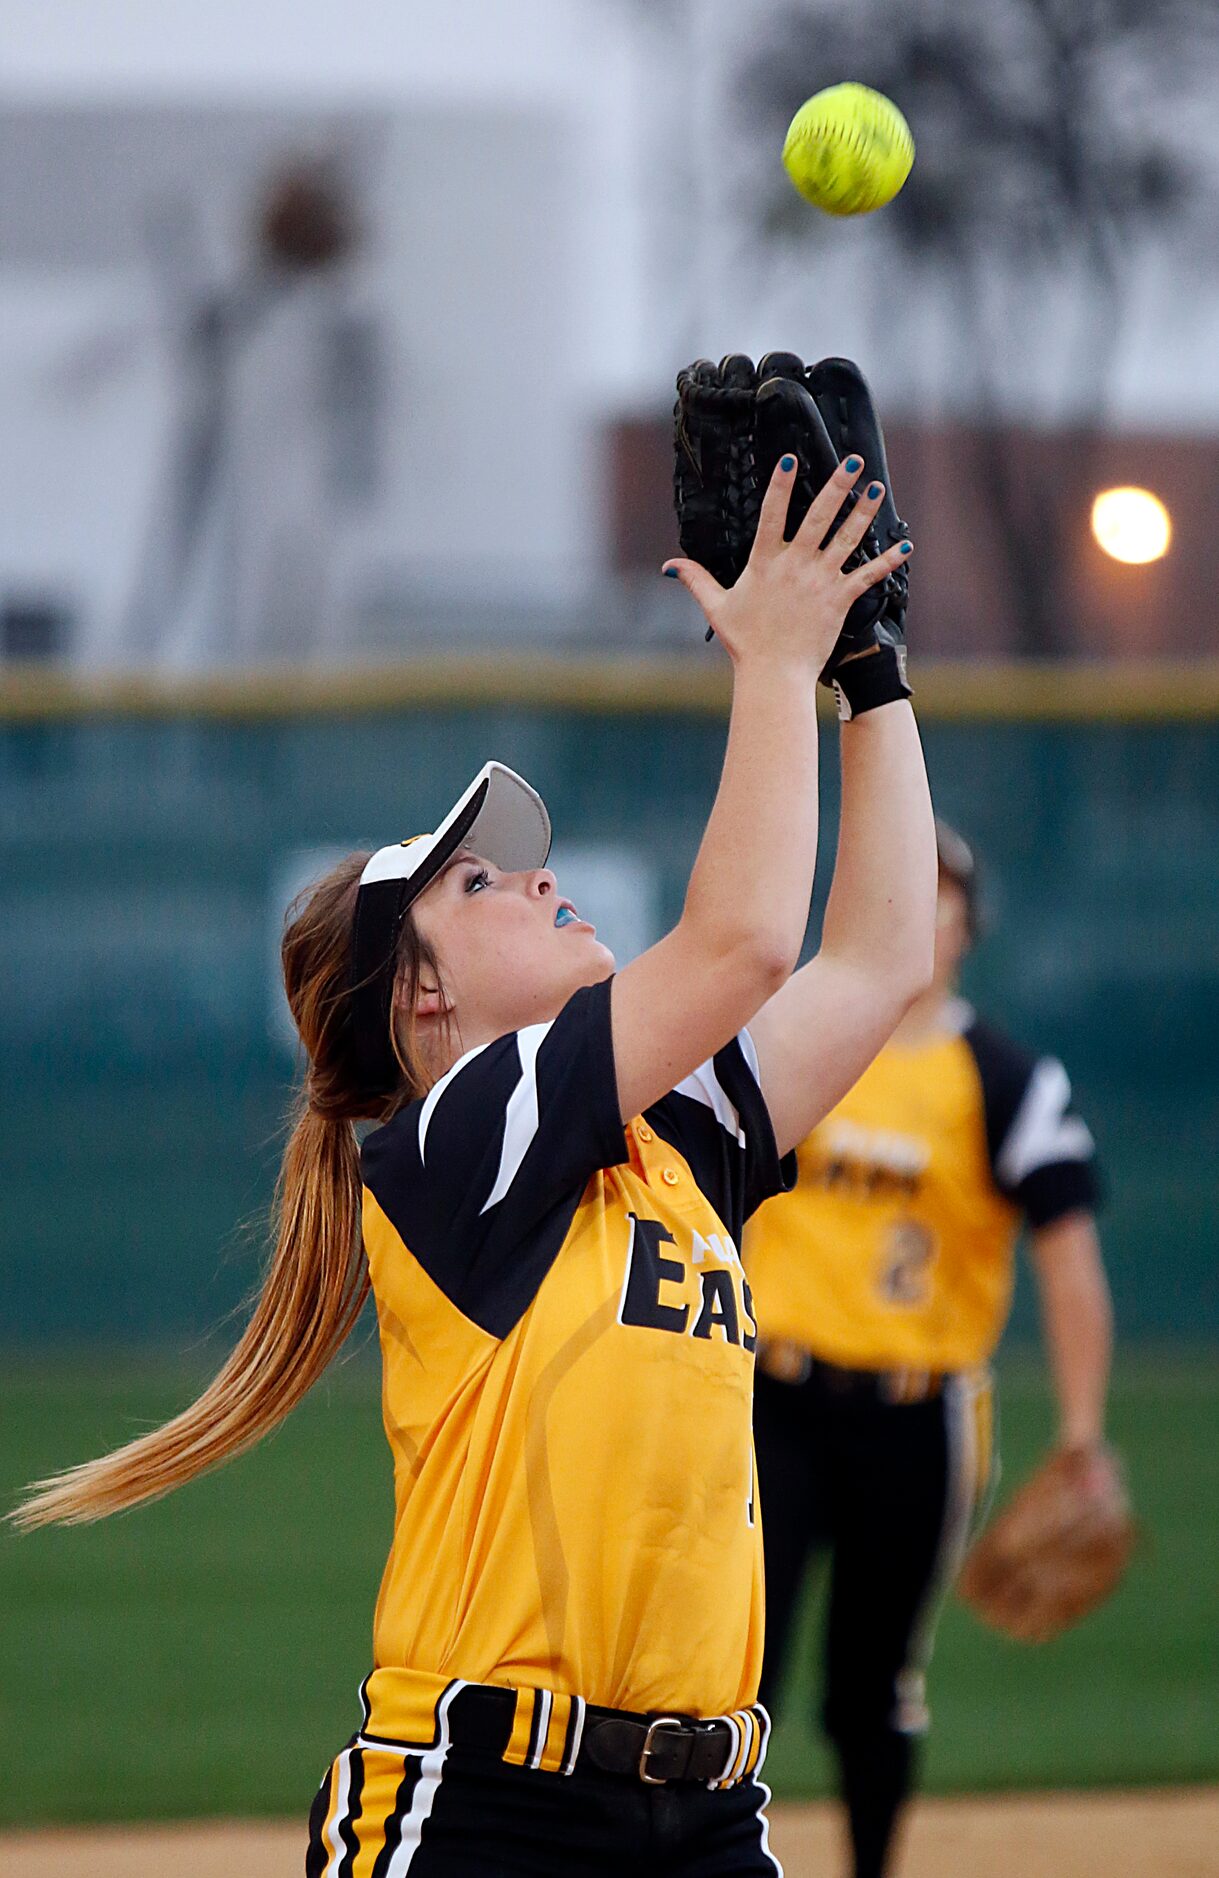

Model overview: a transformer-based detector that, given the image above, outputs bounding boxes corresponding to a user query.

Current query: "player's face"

[412,849,616,1043]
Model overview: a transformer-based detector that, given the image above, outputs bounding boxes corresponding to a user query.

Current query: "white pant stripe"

[560,1695,586,1777]
[747,1720,785,1878]
[527,1689,553,1771]
[321,1748,353,1878]
[386,1679,466,1875]
[733,1710,750,1783]
[754,1703,773,1774]
[709,1711,742,1789]
[898,1371,984,1731]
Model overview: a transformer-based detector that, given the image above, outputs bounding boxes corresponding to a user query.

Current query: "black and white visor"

[349,762,551,1093]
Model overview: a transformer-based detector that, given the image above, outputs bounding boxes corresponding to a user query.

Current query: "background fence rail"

[3,690,1217,1344]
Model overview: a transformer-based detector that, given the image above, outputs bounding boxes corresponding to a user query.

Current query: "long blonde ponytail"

[10,851,435,1531]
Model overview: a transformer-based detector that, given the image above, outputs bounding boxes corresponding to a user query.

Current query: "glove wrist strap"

[830,644,912,721]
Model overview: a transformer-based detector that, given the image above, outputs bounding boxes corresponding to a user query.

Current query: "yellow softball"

[782,82,914,216]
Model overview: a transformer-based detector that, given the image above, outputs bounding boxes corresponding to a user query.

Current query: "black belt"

[444,1683,743,1785]
[757,1338,945,1403]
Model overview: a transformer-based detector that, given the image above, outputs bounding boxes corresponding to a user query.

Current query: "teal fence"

[2,701,1217,1343]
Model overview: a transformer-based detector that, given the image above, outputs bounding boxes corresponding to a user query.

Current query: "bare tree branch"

[728,0,1219,651]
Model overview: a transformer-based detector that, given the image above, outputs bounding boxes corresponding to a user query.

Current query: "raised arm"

[611,455,911,1124]
[747,695,937,1157]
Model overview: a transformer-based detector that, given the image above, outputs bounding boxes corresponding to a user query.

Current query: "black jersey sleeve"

[643,1027,797,1245]
[360,976,629,1338]
[963,1016,1101,1229]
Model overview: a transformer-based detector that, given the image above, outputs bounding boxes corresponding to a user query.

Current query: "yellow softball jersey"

[745,1002,1099,1374]
[359,978,794,1719]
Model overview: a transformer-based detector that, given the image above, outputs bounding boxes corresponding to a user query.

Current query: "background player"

[15,455,936,1873]
[745,821,1115,1878]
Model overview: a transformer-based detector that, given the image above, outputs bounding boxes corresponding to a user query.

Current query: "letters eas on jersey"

[618,1213,758,1350]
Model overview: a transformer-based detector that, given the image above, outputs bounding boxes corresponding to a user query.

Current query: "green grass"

[1,1352,1216,1826]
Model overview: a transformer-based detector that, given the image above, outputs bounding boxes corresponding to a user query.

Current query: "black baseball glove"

[673,351,911,717]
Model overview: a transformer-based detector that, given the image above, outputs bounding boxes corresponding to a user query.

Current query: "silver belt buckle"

[638,1715,684,1785]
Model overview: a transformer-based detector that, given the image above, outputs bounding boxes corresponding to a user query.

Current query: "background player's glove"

[957,1443,1137,1644]
[673,351,912,718]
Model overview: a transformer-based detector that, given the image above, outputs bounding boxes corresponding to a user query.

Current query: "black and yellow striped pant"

[754,1361,995,1878]
[306,1673,782,1876]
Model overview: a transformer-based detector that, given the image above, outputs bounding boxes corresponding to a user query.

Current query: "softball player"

[745,822,1114,1878]
[15,457,936,1873]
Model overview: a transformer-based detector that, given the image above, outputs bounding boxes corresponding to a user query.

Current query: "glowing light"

[1090,487,1171,565]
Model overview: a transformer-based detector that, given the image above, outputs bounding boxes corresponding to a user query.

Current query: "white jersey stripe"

[480,1022,550,1214]
[996,1056,1094,1188]
[672,1060,746,1149]
[417,1043,490,1163]
[387,1679,465,1874]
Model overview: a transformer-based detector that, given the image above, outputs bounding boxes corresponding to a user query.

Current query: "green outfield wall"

[2,662,1217,1345]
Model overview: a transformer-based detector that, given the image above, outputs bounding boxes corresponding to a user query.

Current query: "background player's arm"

[746,700,937,1158]
[612,458,911,1124]
[1029,1209,1114,1449]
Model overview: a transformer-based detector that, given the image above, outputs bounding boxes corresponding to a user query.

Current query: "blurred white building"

[1,0,1216,667]
[0,0,690,666]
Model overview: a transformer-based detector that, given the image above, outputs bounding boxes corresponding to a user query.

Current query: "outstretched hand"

[664,454,912,673]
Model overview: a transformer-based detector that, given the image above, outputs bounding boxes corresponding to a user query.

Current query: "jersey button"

[661,1168,680,1187]
[637,1123,654,1143]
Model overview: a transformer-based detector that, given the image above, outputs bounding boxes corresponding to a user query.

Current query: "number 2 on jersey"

[878,1218,937,1305]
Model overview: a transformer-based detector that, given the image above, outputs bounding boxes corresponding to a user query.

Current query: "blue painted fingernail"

[900,541,913,554]
[780,454,796,471]
[867,482,883,499]
[845,456,862,473]
[663,566,679,577]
